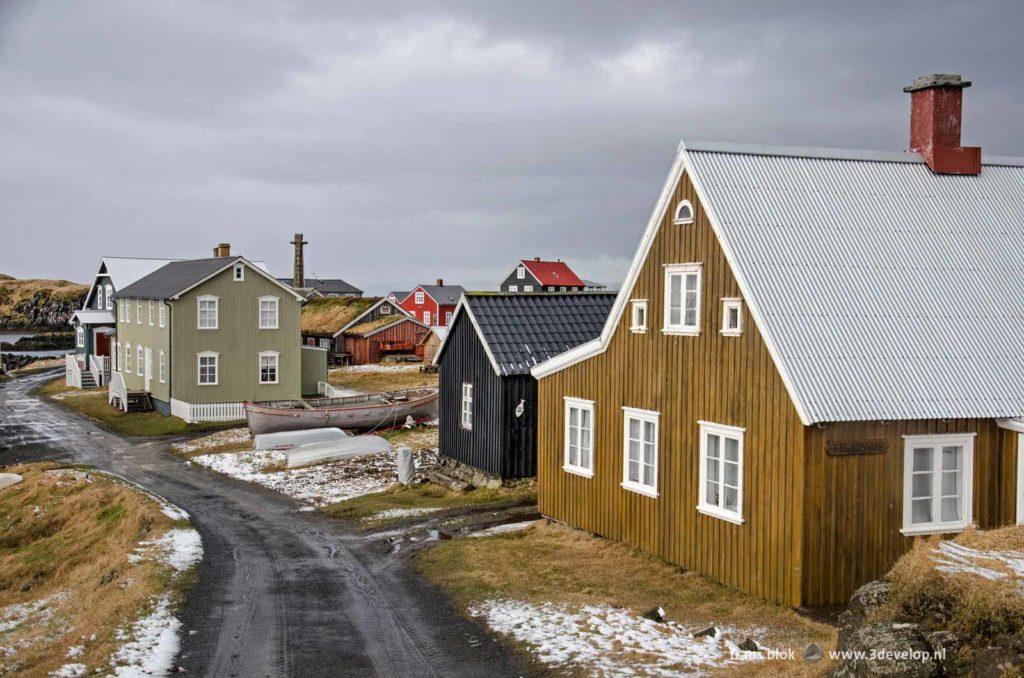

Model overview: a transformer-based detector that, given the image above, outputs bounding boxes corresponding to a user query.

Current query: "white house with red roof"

[499,258,595,293]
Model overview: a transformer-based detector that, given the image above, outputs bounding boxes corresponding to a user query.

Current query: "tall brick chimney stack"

[213,243,231,257]
[904,74,981,175]
[291,233,308,288]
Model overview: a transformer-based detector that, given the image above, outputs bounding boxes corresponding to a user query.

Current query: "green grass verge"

[320,482,536,524]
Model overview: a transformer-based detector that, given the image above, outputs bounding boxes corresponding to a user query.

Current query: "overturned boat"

[244,387,439,436]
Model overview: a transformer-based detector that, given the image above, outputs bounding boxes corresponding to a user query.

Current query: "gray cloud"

[2,0,1022,294]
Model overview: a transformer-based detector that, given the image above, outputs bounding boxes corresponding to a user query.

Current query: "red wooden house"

[399,279,465,327]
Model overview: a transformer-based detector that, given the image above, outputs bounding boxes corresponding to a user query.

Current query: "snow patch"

[468,521,537,538]
[932,540,1024,589]
[49,662,87,677]
[333,364,421,373]
[368,507,443,521]
[108,596,180,677]
[171,427,251,456]
[469,599,765,676]
[129,528,204,573]
[0,593,66,634]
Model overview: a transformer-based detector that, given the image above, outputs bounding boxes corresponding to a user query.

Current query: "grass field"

[321,482,536,525]
[0,463,197,675]
[327,366,438,393]
[35,377,239,437]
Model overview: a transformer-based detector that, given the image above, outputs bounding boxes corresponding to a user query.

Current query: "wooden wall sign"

[826,439,887,457]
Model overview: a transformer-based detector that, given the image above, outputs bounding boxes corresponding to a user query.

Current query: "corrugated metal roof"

[684,141,1024,423]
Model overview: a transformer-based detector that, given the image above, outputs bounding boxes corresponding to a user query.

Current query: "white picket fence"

[65,354,82,388]
[170,398,245,424]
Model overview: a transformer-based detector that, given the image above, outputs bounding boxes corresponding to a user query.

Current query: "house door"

[1017,433,1024,525]
[144,349,153,392]
[94,331,111,357]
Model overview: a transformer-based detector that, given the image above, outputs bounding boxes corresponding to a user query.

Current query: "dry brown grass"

[0,463,191,676]
[346,315,403,336]
[0,278,88,328]
[321,482,536,524]
[418,520,835,674]
[327,367,438,393]
[301,297,380,335]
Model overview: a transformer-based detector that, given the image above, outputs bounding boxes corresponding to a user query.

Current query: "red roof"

[521,259,585,287]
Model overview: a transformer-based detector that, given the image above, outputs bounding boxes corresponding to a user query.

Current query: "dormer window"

[234,263,245,281]
[721,298,743,336]
[673,200,695,225]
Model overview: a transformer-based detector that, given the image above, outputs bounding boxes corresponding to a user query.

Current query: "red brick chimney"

[436,278,444,286]
[904,74,981,175]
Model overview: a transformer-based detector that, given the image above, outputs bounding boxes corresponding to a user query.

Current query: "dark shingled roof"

[115,257,238,300]
[462,292,616,375]
[278,277,363,296]
[419,284,465,304]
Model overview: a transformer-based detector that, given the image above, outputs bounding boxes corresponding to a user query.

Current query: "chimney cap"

[903,73,972,93]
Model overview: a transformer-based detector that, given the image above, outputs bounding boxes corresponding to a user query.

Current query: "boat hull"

[244,389,438,436]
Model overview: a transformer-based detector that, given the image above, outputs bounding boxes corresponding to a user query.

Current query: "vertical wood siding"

[803,420,1018,606]
[439,313,537,478]
[536,171,807,605]
[343,319,428,365]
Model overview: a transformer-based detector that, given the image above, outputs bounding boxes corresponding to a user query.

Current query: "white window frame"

[76,326,85,348]
[721,298,743,336]
[663,263,702,336]
[197,295,219,330]
[563,397,595,478]
[673,199,695,225]
[259,350,280,385]
[148,300,154,326]
[124,343,132,373]
[136,346,143,376]
[135,300,141,324]
[424,310,432,325]
[621,407,659,498]
[118,301,125,323]
[105,284,113,310]
[414,290,425,305]
[380,304,391,315]
[697,421,746,524]
[524,285,534,292]
[460,382,473,430]
[901,433,975,536]
[445,311,452,325]
[158,350,166,383]
[630,299,648,333]
[197,351,219,386]
[259,296,280,330]
[233,263,245,282]
[517,266,526,279]
[158,303,165,328]
[508,285,518,292]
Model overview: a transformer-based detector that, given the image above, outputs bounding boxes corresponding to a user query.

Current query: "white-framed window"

[319,338,331,349]
[517,266,526,279]
[118,301,125,323]
[97,286,104,310]
[564,397,595,477]
[698,421,745,524]
[124,343,132,373]
[508,285,518,292]
[630,300,648,333]
[721,298,743,336]
[415,291,425,305]
[233,263,245,282]
[445,311,453,325]
[136,346,143,376]
[259,350,279,384]
[524,285,534,292]
[135,300,141,323]
[104,284,113,310]
[75,326,84,348]
[902,433,975,535]
[148,300,154,326]
[197,352,219,385]
[158,350,166,383]
[380,304,391,315]
[622,407,659,497]
[663,263,702,335]
[673,199,695,225]
[306,337,316,346]
[460,382,473,430]
[112,340,118,370]
[560,286,567,292]
[424,311,432,325]
[259,296,279,329]
[158,303,165,328]
[197,295,219,330]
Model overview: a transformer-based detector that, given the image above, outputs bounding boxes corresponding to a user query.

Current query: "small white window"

[673,199,695,225]
[118,301,125,323]
[124,343,132,373]
[517,266,526,279]
[622,407,659,497]
[461,383,473,430]
[259,296,279,329]
[148,300,154,326]
[902,433,975,535]
[97,286,104,310]
[508,285,518,292]
[564,397,595,477]
[105,284,113,310]
[664,263,702,335]
[698,421,745,524]
[424,311,432,325]
[721,298,743,336]
[76,326,85,348]
[197,295,219,330]
[197,352,219,385]
[112,340,118,370]
[158,350,166,383]
[445,311,452,325]
[233,263,245,281]
[320,338,331,349]
[158,303,165,328]
[630,300,648,333]
[415,291,425,305]
[259,351,279,384]
[306,337,316,347]
[380,304,392,315]
[524,285,534,292]
[136,346,143,376]
[135,300,141,324]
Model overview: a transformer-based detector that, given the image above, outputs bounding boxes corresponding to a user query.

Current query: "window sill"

[259,382,279,386]
[720,329,742,337]
[198,327,219,331]
[621,481,658,498]
[662,328,700,336]
[259,326,280,330]
[697,504,745,525]
[900,522,971,537]
[673,218,694,226]
[563,465,594,479]
[630,327,647,334]
[198,383,218,387]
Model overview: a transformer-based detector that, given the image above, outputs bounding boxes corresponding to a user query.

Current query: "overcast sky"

[2,1,1022,294]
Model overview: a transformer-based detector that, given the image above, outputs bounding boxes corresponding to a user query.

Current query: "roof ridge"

[681,140,1024,167]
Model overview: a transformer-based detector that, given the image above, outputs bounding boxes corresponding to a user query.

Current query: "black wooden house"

[434,292,616,479]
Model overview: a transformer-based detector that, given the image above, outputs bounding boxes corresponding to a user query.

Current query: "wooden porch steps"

[124,391,153,413]
[80,372,97,389]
